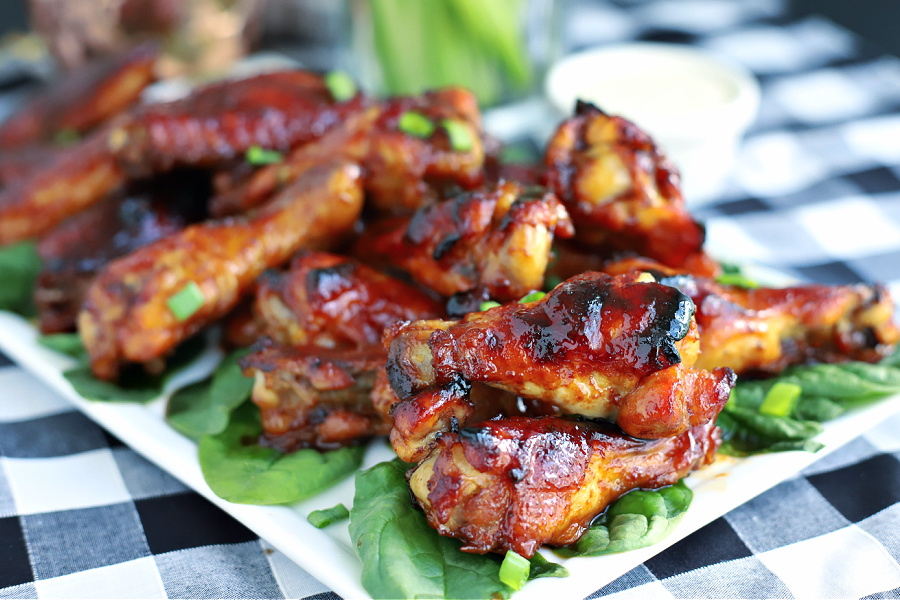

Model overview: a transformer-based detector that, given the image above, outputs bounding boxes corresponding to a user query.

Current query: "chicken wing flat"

[603,257,900,374]
[80,160,363,380]
[409,416,720,557]
[252,251,443,348]
[0,43,158,149]
[36,172,209,333]
[367,181,574,301]
[240,342,392,451]
[544,101,717,276]
[0,127,126,244]
[110,69,366,176]
[385,271,736,461]
[210,88,485,216]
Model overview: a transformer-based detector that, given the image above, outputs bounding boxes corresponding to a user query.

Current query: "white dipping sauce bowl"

[545,43,760,204]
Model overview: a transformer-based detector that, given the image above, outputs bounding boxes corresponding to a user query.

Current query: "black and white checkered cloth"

[3,0,900,598]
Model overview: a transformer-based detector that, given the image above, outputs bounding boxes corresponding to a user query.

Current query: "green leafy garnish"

[554,480,693,558]
[349,459,512,599]
[38,333,87,361]
[324,70,357,102]
[527,552,569,580]
[519,291,545,303]
[166,349,253,438]
[499,551,530,591]
[441,118,474,151]
[245,146,284,165]
[308,503,350,528]
[61,336,205,404]
[479,301,501,311]
[715,272,759,288]
[719,351,900,456]
[167,281,205,321]
[398,111,435,138]
[199,402,364,505]
[0,240,41,317]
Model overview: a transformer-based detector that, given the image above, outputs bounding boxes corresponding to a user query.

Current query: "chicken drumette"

[602,257,900,374]
[544,101,718,276]
[384,271,736,462]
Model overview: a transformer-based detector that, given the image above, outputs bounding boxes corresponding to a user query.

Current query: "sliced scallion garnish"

[167,281,205,322]
[398,111,435,138]
[479,301,501,311]
[441,118,474,152]
[325,70,357,102]
[498,550,530,591]
[519,291,546,303]
[246,146,284,165]
[759,382,802,417]
[307,503,350,528]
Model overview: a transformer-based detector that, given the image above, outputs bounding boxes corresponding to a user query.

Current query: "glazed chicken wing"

[409,417,720,557]
[544,101,717,276]
[35,171,209,333]
[385,271,736,461]
[251,251,443,348]
[603,257,900,374]
[0,43,158,149]
[365,181,573,303]
[111,69,366,176]
[240,342,392,451]
[80,160,363,380]
[210,88,485,216]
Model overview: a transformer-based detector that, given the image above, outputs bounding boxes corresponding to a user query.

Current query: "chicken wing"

[385,271,735,461]
[240,342,392,451]
[0,127,126,244]
[544,101,717,276]
[409,416,720,557]
[210,88,485,216]
[251,251,443,348]
[0,43,158,149]
[110,69,366,176]
[603,257,900,374]
[79,160,363,380]
[366,181,574,302]
[36,171,209,333]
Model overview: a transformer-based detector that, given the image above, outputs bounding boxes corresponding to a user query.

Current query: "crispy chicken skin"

[0,43,158,149]
[210,88,485,216]
[544,101,717,276]
[0,127,126,244]
[110,69,366,176]
[385,271,736,461]
[409,416,720,557]
[604,257,900,374]
[252,251,443,348]
[35,173,209,333]
[367,181,574,301]
[80,161,364,380]
[240,342,392,451]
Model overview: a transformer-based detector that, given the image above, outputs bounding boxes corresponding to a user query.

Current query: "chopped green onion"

[53,128,81,146]
[398,111,435,138]
[519,291,546,303]
[441,118,474,151]
[499,550,530,591]
[307,503,350,528]
[167,281,205,322]
[245,146,284,165]
[324,70,357,102]
[479,301,501,311]
[759,382,802,417]
[716,272,759,288]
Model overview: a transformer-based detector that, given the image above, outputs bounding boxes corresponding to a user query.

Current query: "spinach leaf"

[0,240,41,317]
[199,402,364,505]
[38,333,88,361]
[349,459,513,600]
[167,349,253,438]
[527,552,569,580]
[719,350,900,456]
[61,335,205,404]
[554,480,692,558]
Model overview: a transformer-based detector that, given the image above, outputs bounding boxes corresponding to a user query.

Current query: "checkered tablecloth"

[2,0,900,598]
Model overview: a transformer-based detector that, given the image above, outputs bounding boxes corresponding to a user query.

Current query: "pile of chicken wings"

[2,50,897,558]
